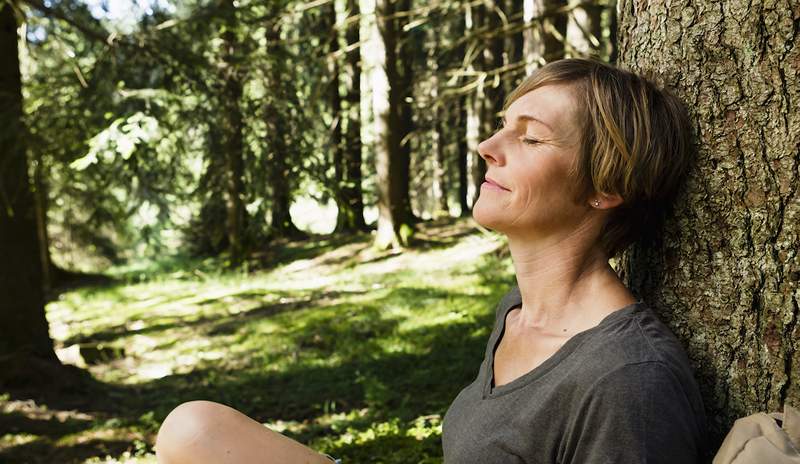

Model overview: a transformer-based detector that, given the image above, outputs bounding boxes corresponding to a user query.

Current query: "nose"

[477,131,505,166]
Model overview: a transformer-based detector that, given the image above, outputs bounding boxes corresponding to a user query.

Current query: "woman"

[441,59,708,463]
[154,58,707,463]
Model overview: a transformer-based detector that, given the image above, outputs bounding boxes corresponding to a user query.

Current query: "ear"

[590,192,624,210]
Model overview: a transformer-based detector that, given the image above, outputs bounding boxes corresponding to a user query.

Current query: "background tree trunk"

[337,0,367,232]
[481,0,506,143]
[32,150,52,292]
[328,1,346,229]
[464,2,484,209]
[432,114,449,217]
[617,0,800,453]
[336,0,367,233]
[0,2,60,380]
[220,0,248,265]
[523,0,567,74]
[457,93,470,216]
[266,111,304,240]
[565,0,602,58]
[392,0,415,224]
[265,24,304,240]
[367,0,415,249]
[428,10,449,219]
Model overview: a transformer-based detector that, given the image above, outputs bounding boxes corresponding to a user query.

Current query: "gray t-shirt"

[442,286,707,463]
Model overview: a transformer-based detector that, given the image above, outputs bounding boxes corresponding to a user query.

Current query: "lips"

[485,176,510,191]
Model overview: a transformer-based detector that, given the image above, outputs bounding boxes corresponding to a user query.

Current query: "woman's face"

[472,84,590,240]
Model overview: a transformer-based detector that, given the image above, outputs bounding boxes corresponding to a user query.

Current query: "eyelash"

[497,120,541,146]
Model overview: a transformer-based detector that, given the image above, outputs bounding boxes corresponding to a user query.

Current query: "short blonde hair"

[504,58,694,258]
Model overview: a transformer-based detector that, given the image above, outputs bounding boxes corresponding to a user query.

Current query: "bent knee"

[156,400,229,462]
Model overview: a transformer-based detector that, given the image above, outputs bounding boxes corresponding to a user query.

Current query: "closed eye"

[522,138,540,146]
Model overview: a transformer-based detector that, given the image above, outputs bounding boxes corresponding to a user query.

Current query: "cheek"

[513,160,567,205]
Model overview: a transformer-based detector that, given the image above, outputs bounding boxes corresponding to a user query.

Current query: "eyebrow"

[502,114,554,132]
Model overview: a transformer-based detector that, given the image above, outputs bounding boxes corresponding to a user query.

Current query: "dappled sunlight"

[4,219,516,462]
[0,396,152,463]
[81,453,155,463]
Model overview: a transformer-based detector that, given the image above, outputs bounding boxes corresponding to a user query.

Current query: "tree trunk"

[265,26,304,240]
[432,114,449,217]
[194,128,231,255]
[266,119,304,240]
[471,0,507,205]
[457,94,470,216]
[505,0,524,97]
[0,3,61,381]
[328,1,345,228]
[450,9,469,217]
[32,150,52,292]
[393,0,415,224]
[465,3,484,209]
[335,0,367,233]
[220,0,248,265]
[364,0,415,249]
[617,0,800,453]
[268,149,302,238]
[429,13,449,218]
[523,0,567,74]
[565,0,602,58]
[607,0,618,64]
[481,0,506,145]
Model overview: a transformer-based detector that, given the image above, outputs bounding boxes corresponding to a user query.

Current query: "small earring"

[592,200,600,207]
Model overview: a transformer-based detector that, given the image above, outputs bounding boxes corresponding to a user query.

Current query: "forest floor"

[0,217,514,464]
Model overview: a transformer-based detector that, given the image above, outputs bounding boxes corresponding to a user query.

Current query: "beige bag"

[714,404,800,463]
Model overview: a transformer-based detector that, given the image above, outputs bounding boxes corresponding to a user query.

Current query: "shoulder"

[569,306,709,444]
[583,303,694,372]
[583,360,684,403]
[585,360,705,433]
[570,304,707,415]
[561,361,707,463]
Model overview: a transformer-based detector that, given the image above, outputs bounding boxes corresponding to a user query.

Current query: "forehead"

[505,84,578,131]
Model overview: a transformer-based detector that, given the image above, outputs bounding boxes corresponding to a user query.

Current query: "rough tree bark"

[617,0,800,452]
[0,2,61,384]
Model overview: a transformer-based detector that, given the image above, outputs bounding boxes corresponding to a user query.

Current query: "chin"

[471,197,507,232]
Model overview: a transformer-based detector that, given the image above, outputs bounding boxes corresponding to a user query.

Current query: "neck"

[506,225,633,332]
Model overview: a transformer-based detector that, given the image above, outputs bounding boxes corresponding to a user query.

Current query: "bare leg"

[155,400,335,464]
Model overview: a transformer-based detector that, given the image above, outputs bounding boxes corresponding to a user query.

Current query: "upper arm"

[559,362,702,464]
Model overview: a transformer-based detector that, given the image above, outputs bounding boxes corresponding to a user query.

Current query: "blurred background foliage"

[16,0,615,272]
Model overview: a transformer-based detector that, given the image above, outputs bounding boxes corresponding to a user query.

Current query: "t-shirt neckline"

[482,291,644,399]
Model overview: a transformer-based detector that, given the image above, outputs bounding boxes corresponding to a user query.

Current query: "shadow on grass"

[45,229,372,305]
[1,255,513,463]
[61,288,368,346]
[407,218,483,251]
[246,230,373,274]
[0,437,133,464]
[0,410,91,437]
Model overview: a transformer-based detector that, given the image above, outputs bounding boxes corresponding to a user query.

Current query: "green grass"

[1,218,515,463]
